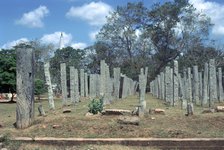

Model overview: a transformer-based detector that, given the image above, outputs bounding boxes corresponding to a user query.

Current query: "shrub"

[88,98,103,114]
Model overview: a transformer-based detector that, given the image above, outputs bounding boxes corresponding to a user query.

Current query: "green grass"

[1,94,224,139]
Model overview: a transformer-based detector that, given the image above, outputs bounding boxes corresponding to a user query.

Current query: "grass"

[1,94,224,144]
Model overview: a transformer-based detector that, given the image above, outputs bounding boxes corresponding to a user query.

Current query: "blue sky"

[1,0,224,49]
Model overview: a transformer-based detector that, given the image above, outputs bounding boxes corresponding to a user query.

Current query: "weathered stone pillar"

[193,66,200,105]
[139,69,146,117]
[44,61,55,109]
[170,68,174,106]
[183,70,187,101]
[218,67,224,102]
[209,59,217,107]
[80,69,85,97]
[158,74,161,99]
[96,74,100,97]
[165,66,172,104]
[100,60,106,96]
[89,74,96,98]
[161,72,165,100]
[202,63,209,106]
[122,75,128,99]
[173,60,179,106]
[84,73,89,97]
[70,66,75,104]
[187,67,192,103]
[74,68,79,102]
[16,46,35,129]
[178,73,187,109]
[104,65,111,104]
[113,67,120,100]
[60,63,67,106]
[199,72,203,105]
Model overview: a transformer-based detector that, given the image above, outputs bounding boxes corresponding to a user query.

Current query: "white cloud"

[1,38,29,49]
[40,31,87,49]
[89,30,100,41]
[40,32,72,48]
[189,0,224,35]
[66,1,113,26]
[71,42,87,49]
[16,6,49,28]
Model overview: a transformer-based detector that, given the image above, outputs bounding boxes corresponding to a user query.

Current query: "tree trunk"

[16,46,35,129]
[44,61,55,109]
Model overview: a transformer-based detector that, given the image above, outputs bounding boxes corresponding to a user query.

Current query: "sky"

[0,0,224,50]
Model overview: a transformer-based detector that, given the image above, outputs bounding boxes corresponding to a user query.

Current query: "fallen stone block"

[216,106,224,112]
[117,116,140,125]
[149,108,165,115]
[202,109,215,114]
[102,109,132,115]
[63,109,71,113]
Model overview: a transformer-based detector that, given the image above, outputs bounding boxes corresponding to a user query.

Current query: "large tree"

[0,49,16,101]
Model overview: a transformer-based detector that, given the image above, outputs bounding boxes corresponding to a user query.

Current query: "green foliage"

[50,46,86,87]
[0,49,16,94]
[34,79,46,96]
[88,98,104,114]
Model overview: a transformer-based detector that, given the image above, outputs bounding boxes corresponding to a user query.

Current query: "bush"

[88,98,103,114]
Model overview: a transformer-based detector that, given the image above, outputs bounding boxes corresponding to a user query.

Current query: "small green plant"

[88,98,103,114]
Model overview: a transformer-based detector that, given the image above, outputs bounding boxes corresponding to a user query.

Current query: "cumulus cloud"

[40,32,72,48]
[16,5,49,28]
[189,0,224,35]
[71,42,87,49]
[40,31,87,49]
[1,38,29,49]
[66,1,113,26]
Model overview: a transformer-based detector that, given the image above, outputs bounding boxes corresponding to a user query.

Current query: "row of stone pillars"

[150,59,224,108]
[60,60,139,105]
[15,46,147,129]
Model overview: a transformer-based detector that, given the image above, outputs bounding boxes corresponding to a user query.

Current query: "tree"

[50,46,86,89]
[145,0,212,79]
[96,2,150,78]
[34,79,46,101]
[0,49,16,101]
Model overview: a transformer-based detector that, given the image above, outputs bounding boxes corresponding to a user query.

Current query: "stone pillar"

[16,46,35,129]
[183,70,187,101]
[60,63,67,106]
[173,60,179,106]
[170,68,174,106]
[209,59,217,107]
[203,63,209,106]
[84,73,89,97]
[139,69,146,117]
[113,68,121,100]
[158,74,161,99]
[104,65,111,104]
[80,69,85,97]
[178,73,187,109]
[165,66,172,104]
[218,67,224,102]
[100,60,106,96]
[74,68,79,102]
[89,74,96,98]
[122,75,128,99]
[199,72,203,105]
[96,74,100,97]
[193,66,200,105]
[70,66,75,104]
[44,61,55,109]
[187,67,192,103]
[161,72,165,100]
